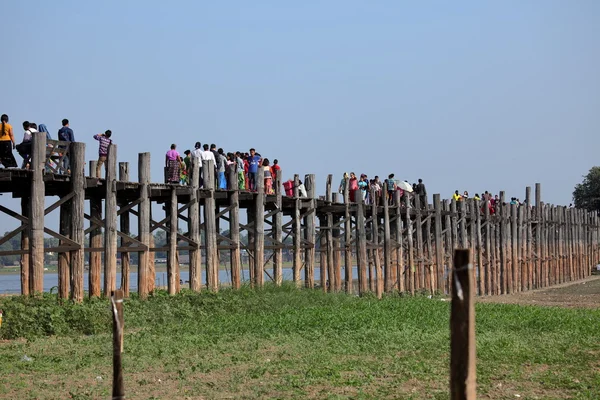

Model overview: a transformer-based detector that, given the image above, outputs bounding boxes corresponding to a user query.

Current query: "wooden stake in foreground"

[111,289,125,400]
[450,249,476,400]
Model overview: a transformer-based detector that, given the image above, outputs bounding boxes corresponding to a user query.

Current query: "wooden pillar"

[119,162,131,297]
[474,201,483,296]
[483,199,491,296]
[325,175,335,292]
[450,249,476,400]
[203,160,218,291]
[20,197,30,296]
[70,142,86,302]
[29,132,46,294]
[383,183,392,293]
[104,144,118,297]
[137,153,151,299]
[88,160,102,298]
[167,188,179,294]
[344,177,352,293]
[405,193,415,295]
[228,164,240,290]
[498,192,508,293]
[510,204,518,293]
[534,184,541,288]
[394,191,403,293]
[247,207,255,285]
[332,194,342,292]
[425,204,434,295]
[433,195,444,295]
[371,190,383,298]
[58,203,71,299]
[304,174,316,289]
[444,200,454,295]
[293,174,302,287]
[525,187,533,291]
[273,169,283,286]
[254,166,265,287]
[356,190,368,295]
[518,204,525,291]
[319,215,328,292]
[414,195,424,292]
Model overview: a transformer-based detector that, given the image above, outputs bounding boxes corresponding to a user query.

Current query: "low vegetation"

[0,285,599,399]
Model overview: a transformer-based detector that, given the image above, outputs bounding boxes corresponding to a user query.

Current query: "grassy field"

[0,285,599,399]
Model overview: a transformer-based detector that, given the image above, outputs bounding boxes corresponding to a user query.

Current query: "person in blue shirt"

[247,148,261,191]
[57,119,75,174]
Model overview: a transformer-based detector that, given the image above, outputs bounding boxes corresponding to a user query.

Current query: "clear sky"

[1,1,599,230]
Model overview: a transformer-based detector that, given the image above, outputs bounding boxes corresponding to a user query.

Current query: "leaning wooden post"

[20,197,30,296]
[29,132,46,294]
[203,160,218,291]
[227,164,241,290]
[292,174,302,287]
[104,144,118,297]
[137,153,151,300]
[383,182,392,293]
[167,188,179,295]
[118,163,131,297]
[450,249,476,400]
[70,142,86,302]
[253,166,265,287]
[111,289,125,400]
[433,194,444,295]
[273,169,283,286]
[355,190,368,295]
[304,175,316,289]
[88,160,102,298]
[58,202,71,300]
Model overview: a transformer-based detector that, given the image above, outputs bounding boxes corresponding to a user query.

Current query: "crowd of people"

[338,172,428,207]
[164,142,281,194]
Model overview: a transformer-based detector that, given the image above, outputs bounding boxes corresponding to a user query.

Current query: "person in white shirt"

[199,143,216,187]
[17,121,38,168]
[191,142,203,159]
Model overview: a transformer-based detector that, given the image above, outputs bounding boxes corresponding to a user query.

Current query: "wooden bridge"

[1,133,598,301]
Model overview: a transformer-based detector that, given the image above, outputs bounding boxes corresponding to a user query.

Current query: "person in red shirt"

[270,159,281,182]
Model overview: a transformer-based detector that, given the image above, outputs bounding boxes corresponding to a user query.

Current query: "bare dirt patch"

[477,275,600,308]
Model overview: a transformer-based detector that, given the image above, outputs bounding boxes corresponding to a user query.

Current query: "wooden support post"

[104,144,118,297]
[433,195,444,295]
[273,169,283,286]
[518,204,525,291]
[499,192,508,294]
[344,177,352,293]
[474,201,483,296]
[534,184,541,288]
[254,166,265,287]
[304,175,316,289]
[70,142,86,301]
[88,160,102,298]
[405,194,415,295]
[383,183,392,293]
[326,175,334,292]
[332,194,342,292]
[356,190,368,295]
[293,175,302,287]
[111,289,124,400]
[20,197,29,296]
[119,163,131,297]
[228,164,240,290]
[483,199,491,296]
[167,188,179,295]
[371,190,383,298]
[524,187,532,291]
[444,200,454,295]
[247,207,255,285]
[491,207,500,295]
[319,215,328,292]
[29,132,46,294]
[203,160,218,291]
[425,203,434,295]
[58,203,71,300]
[414,195,424,292]
[137,153,151,299]
[394,190,403,293]
[450,249,476,400]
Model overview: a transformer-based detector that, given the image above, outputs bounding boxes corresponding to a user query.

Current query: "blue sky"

[1,1,599,230]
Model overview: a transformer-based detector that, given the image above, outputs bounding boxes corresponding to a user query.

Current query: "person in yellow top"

[0,114,18,168]
[474,193,481,201]
[452,190,462,202]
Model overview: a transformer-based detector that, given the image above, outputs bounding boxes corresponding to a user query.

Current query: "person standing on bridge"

[416,178,427,209]
[247,148,261,191]
[57,119,74,174]
[0,114,17,168]
[93,130,112,178]
[165,144,182,184]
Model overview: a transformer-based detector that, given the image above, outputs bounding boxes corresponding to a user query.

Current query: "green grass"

[0,285,599,399]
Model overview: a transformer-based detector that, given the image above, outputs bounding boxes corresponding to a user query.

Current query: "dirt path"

[477,274,600,308]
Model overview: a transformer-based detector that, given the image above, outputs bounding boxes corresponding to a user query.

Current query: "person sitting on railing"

[93,130,112,178]
[16,121,36,169]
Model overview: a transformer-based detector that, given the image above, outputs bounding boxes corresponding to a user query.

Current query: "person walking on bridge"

[93,130,112,178]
